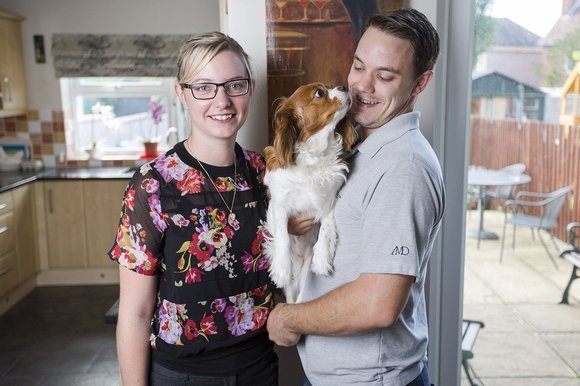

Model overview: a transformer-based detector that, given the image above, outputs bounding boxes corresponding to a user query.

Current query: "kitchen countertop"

[0,167,136,193]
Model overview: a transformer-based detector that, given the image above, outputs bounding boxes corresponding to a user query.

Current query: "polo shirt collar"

[356,111,420,159]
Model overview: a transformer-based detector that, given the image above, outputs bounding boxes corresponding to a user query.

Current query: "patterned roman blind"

[51,34,189,77]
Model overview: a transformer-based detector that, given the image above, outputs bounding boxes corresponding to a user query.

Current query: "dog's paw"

[310,253,333,276]
[269,266,292,288]
[311,240,334,276]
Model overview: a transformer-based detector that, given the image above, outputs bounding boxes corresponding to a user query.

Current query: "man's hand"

[288,213,317,236]
[267,303,301,346]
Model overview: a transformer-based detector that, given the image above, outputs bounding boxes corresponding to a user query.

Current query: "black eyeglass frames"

[181,78,250,100]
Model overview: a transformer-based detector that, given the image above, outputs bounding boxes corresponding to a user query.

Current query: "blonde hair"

[176,31,253,84]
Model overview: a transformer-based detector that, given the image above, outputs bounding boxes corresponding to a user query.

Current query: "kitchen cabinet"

[0,10,27,118]
[0,190,17,298]
[83,180,128,268]
[13,184,38,281]
[0,185,38,300]
[44,181,87,268]
[43,179,128,269]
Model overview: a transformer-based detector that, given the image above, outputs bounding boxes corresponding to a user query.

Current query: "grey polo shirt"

[297,111,446,385]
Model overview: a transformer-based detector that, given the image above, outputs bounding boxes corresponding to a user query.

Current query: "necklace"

[185,140,237,222]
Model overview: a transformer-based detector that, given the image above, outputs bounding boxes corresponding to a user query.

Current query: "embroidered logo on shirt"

[391,246,410,256]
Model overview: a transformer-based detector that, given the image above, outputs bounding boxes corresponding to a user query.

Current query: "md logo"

[391,246,410,256]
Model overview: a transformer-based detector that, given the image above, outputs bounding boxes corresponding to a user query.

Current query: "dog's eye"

[314,88,325,98]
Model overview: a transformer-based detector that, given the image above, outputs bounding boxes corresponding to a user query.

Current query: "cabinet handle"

[48,189,53,214]
[0,203,6,210]
[0,74,3,107]
[0,226,7,235]
[2,76,12,103]
[0,267,10,277]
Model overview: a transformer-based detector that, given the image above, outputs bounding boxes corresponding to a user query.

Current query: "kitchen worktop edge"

[0,167,134,193]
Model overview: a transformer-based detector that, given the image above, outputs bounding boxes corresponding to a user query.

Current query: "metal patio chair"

[500,186,572,267]
[559,222,580,304]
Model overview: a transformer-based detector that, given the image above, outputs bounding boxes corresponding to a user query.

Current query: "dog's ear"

[271,98,301,168]
[337,113,357,153]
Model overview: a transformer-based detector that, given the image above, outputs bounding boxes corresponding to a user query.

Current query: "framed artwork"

[265,0,405,140]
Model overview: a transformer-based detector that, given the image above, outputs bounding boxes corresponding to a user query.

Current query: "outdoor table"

[467,169,531,246]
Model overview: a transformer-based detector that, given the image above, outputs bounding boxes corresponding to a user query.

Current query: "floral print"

[109,143,272,353]
[153,284,271,345]
[241,227,270,273]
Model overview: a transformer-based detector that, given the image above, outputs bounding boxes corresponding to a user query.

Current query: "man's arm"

[267,272,414,346]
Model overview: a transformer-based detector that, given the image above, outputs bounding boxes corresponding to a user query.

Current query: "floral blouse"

[108,141,273,374]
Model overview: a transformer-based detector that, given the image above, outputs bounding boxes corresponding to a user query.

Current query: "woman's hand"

[288,213,317,235]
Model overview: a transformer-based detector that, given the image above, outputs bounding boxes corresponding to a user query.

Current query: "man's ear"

[412,70,433,96]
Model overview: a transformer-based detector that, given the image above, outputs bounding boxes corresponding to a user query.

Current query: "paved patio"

[462,209,580,385]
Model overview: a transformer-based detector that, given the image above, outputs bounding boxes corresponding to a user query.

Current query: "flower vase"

[143,141,158,157]
[85,146,98,160]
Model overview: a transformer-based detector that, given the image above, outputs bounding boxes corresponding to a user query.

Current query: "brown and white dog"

[263,83,356,303]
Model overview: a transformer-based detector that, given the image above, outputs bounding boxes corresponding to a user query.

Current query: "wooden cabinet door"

[83,180,128,268]
[13,185,38,281]
[44,181,87,268]
[0,11,27,117]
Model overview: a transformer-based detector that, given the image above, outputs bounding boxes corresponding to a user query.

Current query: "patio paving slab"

[543,333,580,375]
[463,210,580,385]
[474,330,576,378]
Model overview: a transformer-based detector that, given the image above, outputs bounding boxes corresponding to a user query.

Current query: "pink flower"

[241,252,254,273]
[148,99,165,125]
[177,169,204,195]
[148,194,168,232]
[141,178,160,194]
[124,188,135,211]
[211,298,226,313]
[185,268,203,284]
[252,308,269,331]
[224,294,255,336]
[200,314,218,336]
[171,214,190,227]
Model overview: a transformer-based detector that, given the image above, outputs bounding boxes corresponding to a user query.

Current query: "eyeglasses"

[181,78,250,100]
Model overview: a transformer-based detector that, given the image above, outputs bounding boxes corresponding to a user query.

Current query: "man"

[267,8,445,386]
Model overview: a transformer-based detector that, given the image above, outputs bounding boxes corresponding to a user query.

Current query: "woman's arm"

[116,266,158,385]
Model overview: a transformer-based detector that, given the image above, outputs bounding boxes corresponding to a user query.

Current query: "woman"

[109,32,277,385]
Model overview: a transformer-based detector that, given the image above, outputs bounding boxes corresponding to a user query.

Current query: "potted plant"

[143,97,165,157]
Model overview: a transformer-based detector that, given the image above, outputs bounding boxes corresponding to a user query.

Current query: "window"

[60,77,186,158]
[565,91,578,115]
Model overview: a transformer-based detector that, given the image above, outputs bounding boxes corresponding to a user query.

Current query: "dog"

[263,83,356,303]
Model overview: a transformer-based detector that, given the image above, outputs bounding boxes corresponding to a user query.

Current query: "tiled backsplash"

[0,110,139,169]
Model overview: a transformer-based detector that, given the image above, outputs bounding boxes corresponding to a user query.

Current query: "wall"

[0,0,219,167]
[221,0,269,154]
[0,0,219,110]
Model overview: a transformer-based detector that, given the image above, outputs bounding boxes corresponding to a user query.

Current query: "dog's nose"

[337,85,347,92]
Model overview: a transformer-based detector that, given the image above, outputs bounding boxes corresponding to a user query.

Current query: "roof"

[472,71,546,97]
[541,13,580,46]
[492,18,540,47]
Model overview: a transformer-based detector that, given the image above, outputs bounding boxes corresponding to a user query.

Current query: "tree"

[542,27,580,86]
[473,0,496,70]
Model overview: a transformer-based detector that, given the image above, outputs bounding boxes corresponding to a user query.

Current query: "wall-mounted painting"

[265,0,405,140]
